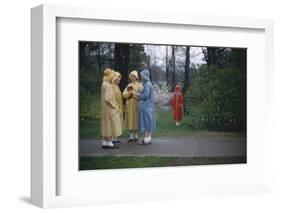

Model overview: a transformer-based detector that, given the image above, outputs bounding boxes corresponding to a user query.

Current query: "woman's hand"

[133,91,140,100]
[127,90,134,99]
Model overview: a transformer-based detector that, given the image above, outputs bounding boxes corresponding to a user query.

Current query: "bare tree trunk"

[146,55,152,81]
[115,43,130,91]
[166,46,169,86]
[183,46,190,94]
[171,46,176,90]
[146,47,153,82]
[207,47,215,66]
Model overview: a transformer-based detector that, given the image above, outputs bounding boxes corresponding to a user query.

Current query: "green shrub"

[186,65,246,131]
[80,93,101,121]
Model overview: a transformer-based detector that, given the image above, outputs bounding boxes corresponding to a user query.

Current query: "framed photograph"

[31,4,274,208]
[78,41,247,171]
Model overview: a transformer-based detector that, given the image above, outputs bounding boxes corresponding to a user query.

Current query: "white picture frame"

[31,4,274,208]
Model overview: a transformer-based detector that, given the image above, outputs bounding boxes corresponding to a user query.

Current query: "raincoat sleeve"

[104,84,118,109]
[138,83,151,101]
[138,83,143,92]
[171,93,176,109]
[133,83,143,100]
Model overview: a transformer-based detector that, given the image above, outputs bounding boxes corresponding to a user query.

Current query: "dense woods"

[79,41,246,132]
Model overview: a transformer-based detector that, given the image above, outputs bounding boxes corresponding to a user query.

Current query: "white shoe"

[138,137,151,145]
[144,137,151,144]
[107,141,114,147]
[102,141,117,149]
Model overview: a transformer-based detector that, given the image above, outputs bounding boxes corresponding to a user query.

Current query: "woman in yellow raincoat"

[100,68,122,149]
[111,71,123,144]
[123,70,143,142]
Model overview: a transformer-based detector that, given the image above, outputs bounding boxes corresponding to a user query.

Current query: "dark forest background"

[79,42,246,138]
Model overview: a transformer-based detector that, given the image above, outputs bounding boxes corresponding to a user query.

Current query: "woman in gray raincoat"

[135,69,156,144]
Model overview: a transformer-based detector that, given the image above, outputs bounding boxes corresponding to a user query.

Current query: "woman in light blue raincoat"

[135,69,156,144]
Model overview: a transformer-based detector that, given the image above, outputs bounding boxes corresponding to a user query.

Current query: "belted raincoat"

[137,69,156,133]
[100,69,122,137]
[123,71,143,130]
[171,85,184,122]
[112,71,124,131]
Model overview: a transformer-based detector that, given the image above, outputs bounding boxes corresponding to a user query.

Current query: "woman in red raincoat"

[171,85,184,126]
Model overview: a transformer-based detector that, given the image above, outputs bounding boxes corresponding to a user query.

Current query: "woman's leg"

[148,132,152,142]
[138,132,151,145]
[112,136,121,144]
[107,136,113,146]
[127,130,134,142]
[134,130,138,141]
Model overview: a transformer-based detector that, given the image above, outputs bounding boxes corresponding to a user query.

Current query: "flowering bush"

[153,81,173,111]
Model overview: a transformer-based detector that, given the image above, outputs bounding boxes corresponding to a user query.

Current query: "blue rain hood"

[140,69,150,81]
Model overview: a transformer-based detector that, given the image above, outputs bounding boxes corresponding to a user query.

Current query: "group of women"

[100,68,156,149]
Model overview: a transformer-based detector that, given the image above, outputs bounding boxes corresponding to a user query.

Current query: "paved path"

[80,136,246,157]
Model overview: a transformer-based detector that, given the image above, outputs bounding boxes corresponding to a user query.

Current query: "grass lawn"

[79,155,246,170]
[79,92,246,139]
[80,110,245,139]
